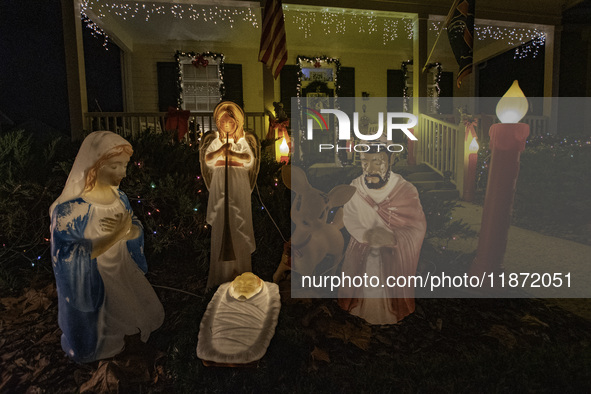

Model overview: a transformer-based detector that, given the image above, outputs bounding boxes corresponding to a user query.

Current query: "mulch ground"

[1,271,591,393]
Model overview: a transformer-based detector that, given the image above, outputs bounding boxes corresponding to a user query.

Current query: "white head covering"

[49,131,132,217]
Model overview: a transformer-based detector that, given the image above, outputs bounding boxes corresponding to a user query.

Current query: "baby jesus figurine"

[200,101,260,289]
[197,273,280,366]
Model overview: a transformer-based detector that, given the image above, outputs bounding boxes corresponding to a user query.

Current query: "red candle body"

[470,123,529,276]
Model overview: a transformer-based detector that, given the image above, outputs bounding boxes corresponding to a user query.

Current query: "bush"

[514,136,591,243]
[0,130,293,293]
[0,130,76,292]
[475,134,591,244]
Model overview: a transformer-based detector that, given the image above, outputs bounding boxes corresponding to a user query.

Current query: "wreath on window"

[174,50,225,108]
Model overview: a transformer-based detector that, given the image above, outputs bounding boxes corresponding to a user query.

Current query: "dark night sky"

[0,0,70,132]
[0,0,124,134]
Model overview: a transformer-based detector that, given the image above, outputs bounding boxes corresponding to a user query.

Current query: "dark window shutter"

[339,66,355,97]
[280,65,300,118]
[157,62,179,112]
[387,69,405,112]
[337,67,355,165]
[223,63,243,108]
[338,66,355,115]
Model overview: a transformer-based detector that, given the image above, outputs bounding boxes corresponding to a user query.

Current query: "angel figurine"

[50,131,164,363]
[200,101,260,288]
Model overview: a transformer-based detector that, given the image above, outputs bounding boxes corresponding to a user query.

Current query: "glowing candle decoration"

[469,137,479,153]
[496,80,528,123]
[279,137,289,155]
[463,136,479,202]
[197,273,281,366]
[470,83,530,283]
[49,131,164,363]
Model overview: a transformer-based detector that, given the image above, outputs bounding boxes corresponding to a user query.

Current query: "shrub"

[475,134,591,244]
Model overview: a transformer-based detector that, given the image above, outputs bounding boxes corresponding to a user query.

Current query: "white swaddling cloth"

[197,281,281,364]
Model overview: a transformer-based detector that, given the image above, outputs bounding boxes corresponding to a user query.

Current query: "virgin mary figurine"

[199,101,260,288]
[50,131,164,363]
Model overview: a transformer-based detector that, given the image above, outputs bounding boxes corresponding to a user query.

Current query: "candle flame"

[496,80,528,123]
[469,138,479,153]
[279,137,289,154]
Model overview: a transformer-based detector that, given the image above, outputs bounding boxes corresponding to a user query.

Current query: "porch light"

[496,80,528,124]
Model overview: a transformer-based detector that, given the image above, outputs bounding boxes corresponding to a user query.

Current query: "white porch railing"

[418,114,462,184]
[522,116,549,137]
[85,111,268,144]
[416,113,550,198]
[431,114,550,141]
[475,114,549,141]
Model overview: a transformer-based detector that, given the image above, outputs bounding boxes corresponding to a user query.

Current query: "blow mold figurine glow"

[197,273,280,366]
[50,131,164,363]
[200,101,260,289]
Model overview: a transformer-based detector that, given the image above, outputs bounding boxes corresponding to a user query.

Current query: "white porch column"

[413,13,428,163]
[262,64,276,113]
[61,0,88,140]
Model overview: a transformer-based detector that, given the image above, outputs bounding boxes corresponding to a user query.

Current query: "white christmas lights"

[80,1,546,59]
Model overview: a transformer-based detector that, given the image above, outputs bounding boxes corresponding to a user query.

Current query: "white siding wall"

[128,41,461,113]
[129,42,264,113]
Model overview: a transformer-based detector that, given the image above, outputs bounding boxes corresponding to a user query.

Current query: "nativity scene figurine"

[199,101,260,289]
[50,131,164,363]
[338,148,426,325]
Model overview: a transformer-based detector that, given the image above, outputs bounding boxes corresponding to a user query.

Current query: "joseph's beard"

[364,172,390,189]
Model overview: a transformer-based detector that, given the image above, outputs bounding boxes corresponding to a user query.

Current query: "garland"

[295,55,343,166]
[401,59,412,112]
[427,62,442,113]
[401,60,443,112]
[174,50,225,108]
[296,55,342,98]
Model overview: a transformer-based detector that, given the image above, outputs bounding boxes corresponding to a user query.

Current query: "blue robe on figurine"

[50,131,164,363]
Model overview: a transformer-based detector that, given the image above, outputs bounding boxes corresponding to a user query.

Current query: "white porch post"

[262,64,276,114]
[61,0,88,140]
[412,13,428,164]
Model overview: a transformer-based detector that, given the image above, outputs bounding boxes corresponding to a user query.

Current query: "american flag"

[258,0,288,79]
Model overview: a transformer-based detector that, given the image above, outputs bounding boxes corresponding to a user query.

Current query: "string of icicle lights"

[286,7,415,44]
[81,6,110,49]
[430,21,546,59]
[80,1,259,27]
[80,1,546,58]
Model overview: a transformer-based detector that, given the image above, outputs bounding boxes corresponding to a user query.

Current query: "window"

[180,59,222,112]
